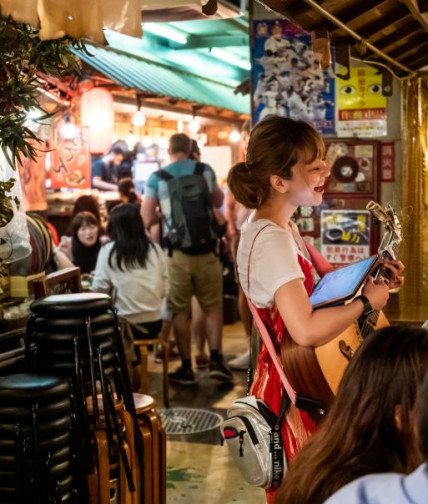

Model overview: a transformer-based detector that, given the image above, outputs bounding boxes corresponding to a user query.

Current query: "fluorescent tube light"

[143,23,188,45]
[210,48,251,70]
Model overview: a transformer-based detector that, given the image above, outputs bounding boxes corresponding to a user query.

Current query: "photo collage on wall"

[252,19,335,134]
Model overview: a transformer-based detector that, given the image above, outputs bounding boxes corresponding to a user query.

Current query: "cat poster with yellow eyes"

[337,66,387,138]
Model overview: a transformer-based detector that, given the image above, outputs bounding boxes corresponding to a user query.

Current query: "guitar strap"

[245,224,297,405]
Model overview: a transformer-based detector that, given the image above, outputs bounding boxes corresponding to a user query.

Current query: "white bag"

[220,394,289,489]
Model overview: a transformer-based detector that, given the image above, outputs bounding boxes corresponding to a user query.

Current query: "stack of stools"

[0,373,76,504]
[26,293,142,503]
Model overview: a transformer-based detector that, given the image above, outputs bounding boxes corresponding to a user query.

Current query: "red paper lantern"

[80,88,114,154]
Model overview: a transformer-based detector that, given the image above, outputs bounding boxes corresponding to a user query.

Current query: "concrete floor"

[145,321,265,504]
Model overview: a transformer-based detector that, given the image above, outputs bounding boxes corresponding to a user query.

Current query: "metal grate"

[158,408,223,435]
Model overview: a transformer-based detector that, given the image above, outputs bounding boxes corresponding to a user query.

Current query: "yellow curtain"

[400,77,428,311]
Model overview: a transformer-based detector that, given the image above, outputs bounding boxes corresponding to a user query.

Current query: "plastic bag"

[0,150,32,264]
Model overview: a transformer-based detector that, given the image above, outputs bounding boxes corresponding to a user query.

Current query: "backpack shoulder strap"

[194,162,205,176]
[156,169,174,181]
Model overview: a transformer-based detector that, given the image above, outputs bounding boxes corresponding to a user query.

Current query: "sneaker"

[195,353,210,369]
[228,350,250,370]
[209,359,233,383]
[155,346,180,363]
[169,366,196,385]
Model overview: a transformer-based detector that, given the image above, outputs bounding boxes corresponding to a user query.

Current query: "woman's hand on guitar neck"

[362,276,390,311]
[381,259,405,289]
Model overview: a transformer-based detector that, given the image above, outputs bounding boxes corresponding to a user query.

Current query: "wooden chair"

[31,266,82,299]
[119,318,170,408]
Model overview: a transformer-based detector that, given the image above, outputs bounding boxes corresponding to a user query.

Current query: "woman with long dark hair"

[58,211,102,274]
[92,203,168,354]
[273,325,428,504]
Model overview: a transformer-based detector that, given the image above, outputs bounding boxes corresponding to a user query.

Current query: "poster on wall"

[321,209,371,265]
[252,19,335,134]
[336,67,387,138]
[50,127,91,189]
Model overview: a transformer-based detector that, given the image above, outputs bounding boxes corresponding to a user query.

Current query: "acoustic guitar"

[280,201,403,411]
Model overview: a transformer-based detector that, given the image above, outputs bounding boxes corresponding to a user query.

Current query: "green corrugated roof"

[72,44,250,115]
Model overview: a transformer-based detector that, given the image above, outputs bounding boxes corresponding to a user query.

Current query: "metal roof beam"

[179,34,249,49]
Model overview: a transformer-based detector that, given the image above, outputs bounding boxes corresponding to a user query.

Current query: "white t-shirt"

[237,217,305,308]
[92,241,169,323]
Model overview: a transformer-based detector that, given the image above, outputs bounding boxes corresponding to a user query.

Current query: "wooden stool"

[133,393,167,504]
[120,319,170,408]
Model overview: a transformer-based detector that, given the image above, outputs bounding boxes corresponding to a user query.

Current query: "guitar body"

[280,310,390,408]
[315,310,389,396]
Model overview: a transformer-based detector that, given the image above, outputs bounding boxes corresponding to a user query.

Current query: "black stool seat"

[32,312,115,332]
[0,374,69,403]
[0,397,71,419]
[30,293,112,315]
[0,444,71,467]
[0,414,70,437]
[32,326,116,344]
[0,429,71,453]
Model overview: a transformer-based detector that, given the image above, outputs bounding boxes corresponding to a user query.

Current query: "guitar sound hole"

[339,340,354,360]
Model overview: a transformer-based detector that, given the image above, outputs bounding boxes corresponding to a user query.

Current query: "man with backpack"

[142,133,233,385]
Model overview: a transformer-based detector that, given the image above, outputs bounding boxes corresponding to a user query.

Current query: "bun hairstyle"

[118,177,138,205]
[227,116,324,209]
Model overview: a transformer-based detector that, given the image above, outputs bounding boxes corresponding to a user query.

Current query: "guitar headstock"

[366,201,402,260]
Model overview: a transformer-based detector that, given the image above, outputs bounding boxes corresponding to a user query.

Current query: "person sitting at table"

[59,211,103,274]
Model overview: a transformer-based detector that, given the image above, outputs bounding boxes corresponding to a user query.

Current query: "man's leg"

[167,251,195,385]
[173,311,192,360]
[192,253,233,383]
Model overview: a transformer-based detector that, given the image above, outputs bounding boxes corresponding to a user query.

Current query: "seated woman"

[92,203,168,362]
[118,177,141,207]
[273,325,428,504]
[58,211,102,274]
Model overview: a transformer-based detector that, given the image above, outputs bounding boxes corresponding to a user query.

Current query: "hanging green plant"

[0,13,88,168]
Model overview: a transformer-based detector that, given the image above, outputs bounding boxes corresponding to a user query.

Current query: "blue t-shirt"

[144,159,219,238]
[324,464,428,504]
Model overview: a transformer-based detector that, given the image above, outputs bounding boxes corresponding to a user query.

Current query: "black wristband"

[355,294,374,317]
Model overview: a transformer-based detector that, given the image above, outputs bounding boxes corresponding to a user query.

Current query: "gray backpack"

[156,162,220,255]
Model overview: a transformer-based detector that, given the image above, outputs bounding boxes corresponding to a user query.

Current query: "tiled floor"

[146,321,265,503]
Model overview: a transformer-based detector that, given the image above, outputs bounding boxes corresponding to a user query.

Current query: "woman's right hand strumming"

[362,276,390,311]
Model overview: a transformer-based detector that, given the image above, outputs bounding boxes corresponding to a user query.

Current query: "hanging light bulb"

[132,93,146,127]
[142,135,153,148]
[177,120,184,133]
[126,131,138,150]
[189,106,201,133]
[61,116,78,140]
[132,110,146,127]
[229,128,241,143]
[158,136,168,149]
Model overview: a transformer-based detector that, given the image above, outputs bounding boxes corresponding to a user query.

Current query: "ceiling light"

[126,132,138,150]
[142,135,153,148]
[229,129,240,143]
[189,119,200,133]
[132,110,146,127]
[143,23,188,45]
[189,106,201,133]
[158,136,168,149]
[210,48,251,70]
[61,116,78,140]
[177,120,184,133]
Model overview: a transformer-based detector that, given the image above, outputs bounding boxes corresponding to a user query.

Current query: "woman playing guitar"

[227,116,404,503]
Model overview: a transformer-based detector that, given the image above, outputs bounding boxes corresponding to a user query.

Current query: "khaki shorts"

[167,250,223,313]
